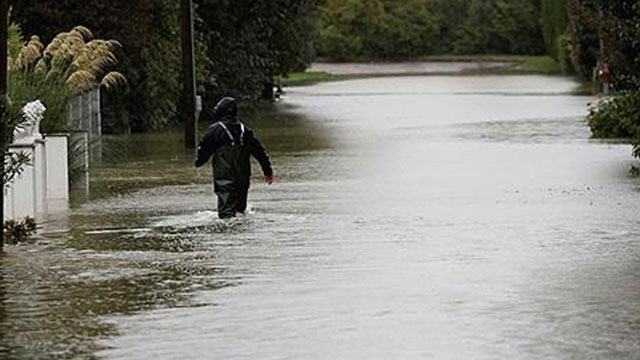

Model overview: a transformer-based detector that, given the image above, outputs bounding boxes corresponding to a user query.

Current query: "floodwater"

[308,61,513,75]
[2,75,640,359]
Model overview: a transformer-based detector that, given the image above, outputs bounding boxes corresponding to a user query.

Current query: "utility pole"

[0,0,9,249]
[180,0,197,149]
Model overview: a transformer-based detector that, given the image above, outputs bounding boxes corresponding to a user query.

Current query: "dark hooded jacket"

[195,98,273,184]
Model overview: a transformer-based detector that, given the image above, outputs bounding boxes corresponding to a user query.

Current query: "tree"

[454,0,545,55]
[541,0,568,59]
[12,0,209,133]
[195,0,319,103]
[428,0,470,53]
[567,0,640,87]
[582,1,640,158]
[314,0,438,61]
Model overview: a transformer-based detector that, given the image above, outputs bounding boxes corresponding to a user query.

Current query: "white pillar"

[44,134,69,201]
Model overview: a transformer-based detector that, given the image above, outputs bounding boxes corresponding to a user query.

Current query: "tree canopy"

[12,0,318,133]
[314,0,545,61]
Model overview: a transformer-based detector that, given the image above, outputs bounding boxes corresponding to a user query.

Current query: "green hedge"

[589,92,640,139]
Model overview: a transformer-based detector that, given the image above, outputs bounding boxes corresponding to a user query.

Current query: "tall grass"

[8,25,126,133]
[3,25,127,184]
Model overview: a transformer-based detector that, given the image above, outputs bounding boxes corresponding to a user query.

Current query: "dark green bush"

[588,92,640,157]
[3,217,37,244]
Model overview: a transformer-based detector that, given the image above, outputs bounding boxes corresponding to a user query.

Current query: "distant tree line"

[314,0,545,61]
[12,0,318,133]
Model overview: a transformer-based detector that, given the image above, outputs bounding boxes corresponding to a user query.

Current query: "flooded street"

[2,75,640,359]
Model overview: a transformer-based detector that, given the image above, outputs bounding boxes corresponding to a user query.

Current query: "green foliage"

[196,0,319,104]
[588,92,640,139]
[3,217,37,244]
[427,0,470,53]
[7,25,124,134]
[13,0,317,131]
[453,0,545,55]
[541,0,568,59]
[556,30,577,74]
[575,1,640,158]
[8,71,74,134]
[315,0,438,61]
[374,0,439,59]
[588,90,640,160]
[12,0,206,133]
[3,151,32,186]
[315,0,545,61]
[8,23,23,60]
[2,26,37,187]
[566,0,640,86]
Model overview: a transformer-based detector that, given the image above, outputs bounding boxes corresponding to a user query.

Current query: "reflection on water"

[1,75,640,359]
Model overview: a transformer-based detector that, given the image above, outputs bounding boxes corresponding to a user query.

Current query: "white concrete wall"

[5,144,37,220]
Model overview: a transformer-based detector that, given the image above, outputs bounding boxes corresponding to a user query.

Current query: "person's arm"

[247,130,273,181]
[195,127,217,167]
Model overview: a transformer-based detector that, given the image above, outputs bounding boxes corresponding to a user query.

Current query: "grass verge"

[278,72,331,86]
[420,55,561,74]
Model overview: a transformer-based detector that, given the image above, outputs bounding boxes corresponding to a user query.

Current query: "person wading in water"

[195,97,274,218]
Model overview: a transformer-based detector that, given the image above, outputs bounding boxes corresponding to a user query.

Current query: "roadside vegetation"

[8,0,640,164]
[278,72,332,86]
[13,0,319,133]
[560,1,640,161]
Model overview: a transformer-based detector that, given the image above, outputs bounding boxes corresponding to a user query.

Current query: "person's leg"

[236,187,249,214]
[216,191,238,219]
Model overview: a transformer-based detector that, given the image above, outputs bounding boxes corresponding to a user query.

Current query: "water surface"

[2,75,639,359]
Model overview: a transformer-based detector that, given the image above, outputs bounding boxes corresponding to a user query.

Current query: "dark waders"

[213,122,252,218]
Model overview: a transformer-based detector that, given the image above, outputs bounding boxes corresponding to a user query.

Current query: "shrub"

[9,26,126,134]
[588,91,640,158]
[3,217,37,244]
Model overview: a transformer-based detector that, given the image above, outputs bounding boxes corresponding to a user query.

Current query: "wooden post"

[181,0,197,149]
[0,0,9,248]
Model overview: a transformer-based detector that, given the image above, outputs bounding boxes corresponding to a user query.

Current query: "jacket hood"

[212,97,238,123]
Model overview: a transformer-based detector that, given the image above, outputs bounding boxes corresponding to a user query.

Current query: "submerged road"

[307,60,515,75]
[1,75,639,359]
